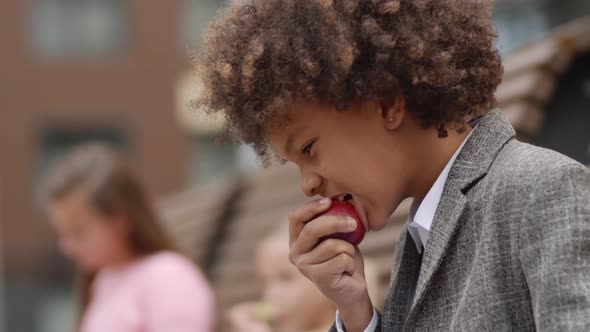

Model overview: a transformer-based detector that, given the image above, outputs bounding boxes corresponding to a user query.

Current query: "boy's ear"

[381,94,406,130]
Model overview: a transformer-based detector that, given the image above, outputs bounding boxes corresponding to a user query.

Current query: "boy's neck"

[410,125,472,203]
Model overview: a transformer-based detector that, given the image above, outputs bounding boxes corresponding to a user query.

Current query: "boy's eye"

[302,139,316,156]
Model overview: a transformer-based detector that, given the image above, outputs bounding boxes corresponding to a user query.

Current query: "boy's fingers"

[288,198,332,246]
[290,215,358,259]
[294,238,356,267]
[303,253,357,285]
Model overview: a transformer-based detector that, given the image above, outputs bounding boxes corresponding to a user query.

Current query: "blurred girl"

[228,223,380,332]
[40,143,215,332]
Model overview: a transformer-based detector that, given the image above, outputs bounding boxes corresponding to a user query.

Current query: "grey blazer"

[331,110,590,331]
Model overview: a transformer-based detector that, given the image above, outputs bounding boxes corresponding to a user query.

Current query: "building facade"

[0,1,225,331]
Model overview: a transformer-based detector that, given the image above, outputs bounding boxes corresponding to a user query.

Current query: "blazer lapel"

[384,227,424,329]
[405,110,516,324]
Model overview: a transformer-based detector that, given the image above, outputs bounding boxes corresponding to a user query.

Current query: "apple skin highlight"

[315,200,366,246]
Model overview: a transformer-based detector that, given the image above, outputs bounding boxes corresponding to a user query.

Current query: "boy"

[195,0,590,331]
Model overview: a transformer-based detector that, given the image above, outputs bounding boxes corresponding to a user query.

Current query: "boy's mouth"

[334,193,353,202]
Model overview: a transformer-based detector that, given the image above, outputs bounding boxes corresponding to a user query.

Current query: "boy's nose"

[300,170,323,197]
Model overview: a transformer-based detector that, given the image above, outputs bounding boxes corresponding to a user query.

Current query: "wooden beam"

[502,101,545,137]
[496,69,556,105]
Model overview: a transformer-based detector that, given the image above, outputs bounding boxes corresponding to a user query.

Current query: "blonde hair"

[40,143,175,326]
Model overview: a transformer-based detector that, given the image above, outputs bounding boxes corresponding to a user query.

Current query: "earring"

[389,117,395,122]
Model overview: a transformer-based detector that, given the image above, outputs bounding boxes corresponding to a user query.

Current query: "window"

[189,135,236,185]
[37,127,128,183]
[188,135,259,185]
[493,3,548,55]
[179,0,225,49]
[493,0,590,54]
[175,69,260,185]
[30,0,127,58]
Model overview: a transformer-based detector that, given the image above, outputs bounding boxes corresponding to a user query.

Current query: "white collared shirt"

[336,130,473,332]
[407,128,472,253]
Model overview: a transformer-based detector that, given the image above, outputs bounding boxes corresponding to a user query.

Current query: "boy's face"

[267,100,413,231]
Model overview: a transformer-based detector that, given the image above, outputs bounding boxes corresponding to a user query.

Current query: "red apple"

[315,200,366,246]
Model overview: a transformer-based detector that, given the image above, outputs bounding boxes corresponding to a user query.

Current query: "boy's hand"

[288,198,373,332]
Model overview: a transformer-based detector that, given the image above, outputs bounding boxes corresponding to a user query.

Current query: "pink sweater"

[81,251,215,332]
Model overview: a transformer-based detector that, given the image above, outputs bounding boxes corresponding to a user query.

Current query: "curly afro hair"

[194,0,503,161]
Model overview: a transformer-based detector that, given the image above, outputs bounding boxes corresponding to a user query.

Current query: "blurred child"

[40,143,215,332]
[228,224,379,332]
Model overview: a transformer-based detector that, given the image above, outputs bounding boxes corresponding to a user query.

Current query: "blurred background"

[0,0,588,331]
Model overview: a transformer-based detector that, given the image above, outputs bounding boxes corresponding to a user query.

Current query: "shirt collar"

[408,128,475,252]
